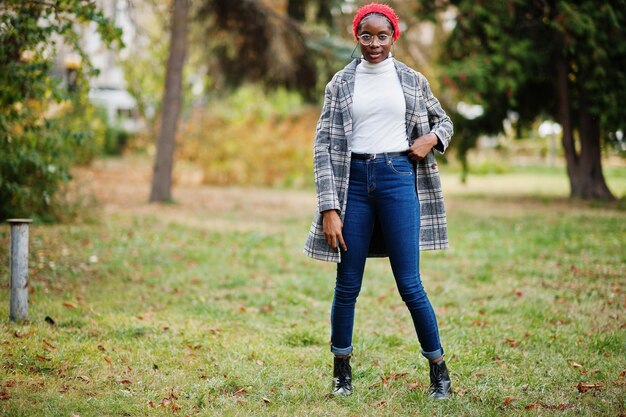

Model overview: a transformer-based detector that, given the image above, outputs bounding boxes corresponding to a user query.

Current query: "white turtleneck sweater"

[351,57,408,154]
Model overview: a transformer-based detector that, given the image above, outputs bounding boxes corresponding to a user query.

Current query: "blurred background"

[1,0,624,220]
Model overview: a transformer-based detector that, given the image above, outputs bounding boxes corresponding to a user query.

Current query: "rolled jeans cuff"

[330,344,353,356]
[421,347,444,361]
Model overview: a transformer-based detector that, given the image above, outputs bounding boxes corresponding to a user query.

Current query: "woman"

[304,3,453,400]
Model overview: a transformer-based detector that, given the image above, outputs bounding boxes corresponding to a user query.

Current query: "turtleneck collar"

[358,54,395,74]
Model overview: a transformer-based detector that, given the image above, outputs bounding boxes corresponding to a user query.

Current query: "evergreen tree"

[420,0,625,200]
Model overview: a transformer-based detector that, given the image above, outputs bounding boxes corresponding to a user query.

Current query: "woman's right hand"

[322,210,347,252]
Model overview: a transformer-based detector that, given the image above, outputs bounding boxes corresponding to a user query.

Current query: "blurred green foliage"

[179,85,315,187]
[0,0,121,220]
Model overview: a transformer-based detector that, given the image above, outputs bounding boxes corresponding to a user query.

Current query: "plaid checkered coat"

[304,58,453,263]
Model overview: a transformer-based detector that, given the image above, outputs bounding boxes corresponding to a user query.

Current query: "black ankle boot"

[428,359,451,399]
[332,355,352,396]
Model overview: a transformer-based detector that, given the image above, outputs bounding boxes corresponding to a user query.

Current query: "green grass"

[1,171,625,416]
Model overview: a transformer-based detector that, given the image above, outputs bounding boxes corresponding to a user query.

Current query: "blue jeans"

[330,154,444,361]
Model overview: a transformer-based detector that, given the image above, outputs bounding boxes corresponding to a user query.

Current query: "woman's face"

[357,14,394,64]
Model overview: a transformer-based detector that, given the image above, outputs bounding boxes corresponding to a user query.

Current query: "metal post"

[7,219,32,322]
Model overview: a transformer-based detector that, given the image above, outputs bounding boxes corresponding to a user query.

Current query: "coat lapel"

[338,60,358,145]
[394,61,419,144]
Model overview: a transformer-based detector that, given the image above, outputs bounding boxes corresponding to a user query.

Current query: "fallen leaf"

[186,344,202,350]
[171,402,181,412]
[97,345,106,352]
[103,355,111,365]
[36,355,51,361]
[262,397,270,404]
[569,361,583,368]
[233,387,248,397]
[256,360,264,366]
[470,372,485,378]
[59,384,70,393]
[146,400,155,408]
[63,301,77,309]
[619,370,626,378]
[2,381,15,387]
[43,340,57,350]
[514,289,523,298]
[119,379,132,385]
[370,400,387,407]
[501,396,515,406]
[506,338,518,347]
[525,403,539,410]
[160,397,171,408]
[44,316,55,325]
[407,380,423,390]
[0,392,10,400]
[14,331,28,338]
[577,382,603,393]
[77,375,91,383]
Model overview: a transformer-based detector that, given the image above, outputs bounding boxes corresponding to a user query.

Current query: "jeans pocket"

[387,159,413,176]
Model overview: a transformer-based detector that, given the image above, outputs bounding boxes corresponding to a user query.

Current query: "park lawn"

[0,165,624,417]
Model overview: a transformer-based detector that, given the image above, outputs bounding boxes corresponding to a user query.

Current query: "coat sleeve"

[419,74,453,154]
[313,80,341,214]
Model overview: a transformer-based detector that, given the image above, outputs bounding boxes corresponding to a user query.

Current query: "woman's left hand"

[408,133,438,161]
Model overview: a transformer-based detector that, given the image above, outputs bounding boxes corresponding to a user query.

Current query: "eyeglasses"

[357,33,393,46]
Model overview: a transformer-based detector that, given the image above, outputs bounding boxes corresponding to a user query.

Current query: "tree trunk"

[149,0,189,203]
[555,57,615,201]
[576,96,615,200]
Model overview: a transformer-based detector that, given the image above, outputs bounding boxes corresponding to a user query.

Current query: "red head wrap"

[352,3,401,42]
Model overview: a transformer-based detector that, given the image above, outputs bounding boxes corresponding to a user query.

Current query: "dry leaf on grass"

[63,301,77,309]
[42,340,57,349]
[0,392,10,400]
[576,382,603,393]
[407,380,423,390]
[501,396,515,407]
